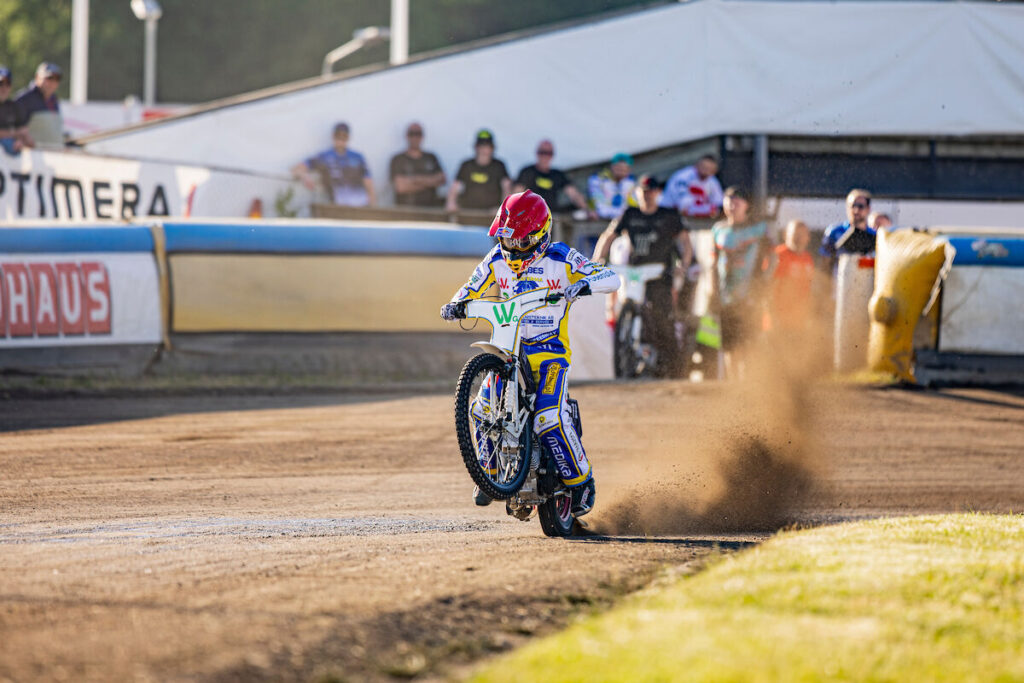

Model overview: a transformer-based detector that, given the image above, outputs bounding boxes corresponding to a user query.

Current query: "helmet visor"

[499,231,544,252]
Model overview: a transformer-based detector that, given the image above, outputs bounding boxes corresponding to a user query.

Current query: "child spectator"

[710,186,771,379]
[765,219,815,332]
[869,211,893,231]
[587,152,636,219]
[292,122,375,206]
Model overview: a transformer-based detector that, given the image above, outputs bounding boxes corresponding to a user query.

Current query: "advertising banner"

[0,149,307,221]
[0,253,162,348]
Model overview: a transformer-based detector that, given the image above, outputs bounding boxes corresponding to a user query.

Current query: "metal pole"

[70,0,89,105]
[390,0,409,65]
[753,134,769,217]
[143,16,158,106]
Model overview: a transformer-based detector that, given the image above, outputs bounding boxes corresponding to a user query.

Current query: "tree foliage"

[0,0,650,104]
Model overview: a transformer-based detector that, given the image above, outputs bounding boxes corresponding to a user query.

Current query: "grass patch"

[473,514,1024,682]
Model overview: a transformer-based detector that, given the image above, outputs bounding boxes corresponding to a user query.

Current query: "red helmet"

[488,190,553,274]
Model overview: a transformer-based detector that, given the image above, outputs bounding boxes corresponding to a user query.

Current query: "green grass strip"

[474,514,1024,682]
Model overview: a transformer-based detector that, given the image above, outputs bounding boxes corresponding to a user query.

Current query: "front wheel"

[454,353,531,500]
[614,301,642,379]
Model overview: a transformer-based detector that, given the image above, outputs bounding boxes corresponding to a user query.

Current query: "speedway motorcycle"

[608,263,668,378]
[449,287,586,537]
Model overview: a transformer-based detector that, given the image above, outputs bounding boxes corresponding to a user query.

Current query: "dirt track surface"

[1,381,1022,682]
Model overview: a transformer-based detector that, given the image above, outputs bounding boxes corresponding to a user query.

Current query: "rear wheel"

[614,301,642,379]
[454,353,530,500]
[537,492,576,537]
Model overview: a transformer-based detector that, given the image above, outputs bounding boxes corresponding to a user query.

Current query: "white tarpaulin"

[81,0,1024,191]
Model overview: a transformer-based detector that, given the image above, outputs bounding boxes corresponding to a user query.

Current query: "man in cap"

[514,139,592,217]
[292,122,376,206]
[16,62,62,120]
[587,152,636,220]
[0,66,32,154]
[389,122,446,207]
[446,129,511,213]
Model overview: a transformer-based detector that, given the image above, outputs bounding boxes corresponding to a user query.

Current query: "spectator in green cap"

[587,152,636,219]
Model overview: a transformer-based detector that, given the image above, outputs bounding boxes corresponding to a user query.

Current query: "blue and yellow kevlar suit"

[452,243,621,487]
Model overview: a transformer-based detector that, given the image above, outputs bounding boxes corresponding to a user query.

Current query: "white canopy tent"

[81,0,1024,188]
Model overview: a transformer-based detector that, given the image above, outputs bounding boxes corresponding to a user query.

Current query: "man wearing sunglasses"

[0,66,32,154]
[820,188,877,273]
[513,140,593,217]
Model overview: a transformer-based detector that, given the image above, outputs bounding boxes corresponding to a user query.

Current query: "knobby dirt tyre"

[454,353,530,500]
[614,302,642,379]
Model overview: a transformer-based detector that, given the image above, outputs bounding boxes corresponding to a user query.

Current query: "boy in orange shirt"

[765,220,815,331]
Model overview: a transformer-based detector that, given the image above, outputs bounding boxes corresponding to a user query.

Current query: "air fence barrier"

[0,219,613,382]
[851,227,1024,385]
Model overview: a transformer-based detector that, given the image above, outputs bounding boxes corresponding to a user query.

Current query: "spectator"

[291,122,375,207]
[660,154,723,218]
[0,66,32,154]
[15,62,62,145]
[514,139,592,216]
[587,152,636,220]
[765,219,815,332]
[389,122,445,207]
[446,129,511,213]
[710,186,771,380]
[820,189,876,272]
[869,211,893,231]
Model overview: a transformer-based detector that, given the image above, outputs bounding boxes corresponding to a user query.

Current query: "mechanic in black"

[513,139,592,216]
[592,175,693,376]
[0,66,32,154]
[389,122,446,206]
[445,129,511,212]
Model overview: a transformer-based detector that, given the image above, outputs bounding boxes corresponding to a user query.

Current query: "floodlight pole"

[143,16,158,106]
[390,0,409,65]
[70,0,89,104]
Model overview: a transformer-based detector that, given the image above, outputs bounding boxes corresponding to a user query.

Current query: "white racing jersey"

[451,242,620,364]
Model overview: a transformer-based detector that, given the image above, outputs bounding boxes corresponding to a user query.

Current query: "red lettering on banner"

[29,264,60,336]
[81,261,111,334]
[545,279,561,291]
[3,263,35,337]
[499,278,509,289]
[55,263,85,335]
[0,261,112,340]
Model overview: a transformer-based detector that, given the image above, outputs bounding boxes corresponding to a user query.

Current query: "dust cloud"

[591,318,833,535]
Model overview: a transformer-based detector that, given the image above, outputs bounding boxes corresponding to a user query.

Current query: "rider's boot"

[570,477,596,517]
[472,485,493,507]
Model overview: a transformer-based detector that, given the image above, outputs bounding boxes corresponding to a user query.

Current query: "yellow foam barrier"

[867,229,954,382]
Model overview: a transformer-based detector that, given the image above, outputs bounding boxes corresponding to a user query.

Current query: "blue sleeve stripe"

[162,222,495,256]
[946,235,1024,267]
[0,226,155,253]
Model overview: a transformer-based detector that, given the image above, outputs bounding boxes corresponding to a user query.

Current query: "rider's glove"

[564,280,591,303]
[440,301,465,321]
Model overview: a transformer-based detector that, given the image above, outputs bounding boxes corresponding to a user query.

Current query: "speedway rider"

[440,190,620,517]
[592,175,693,377]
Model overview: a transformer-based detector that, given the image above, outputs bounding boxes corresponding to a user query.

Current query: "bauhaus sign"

[0,254,162,348]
